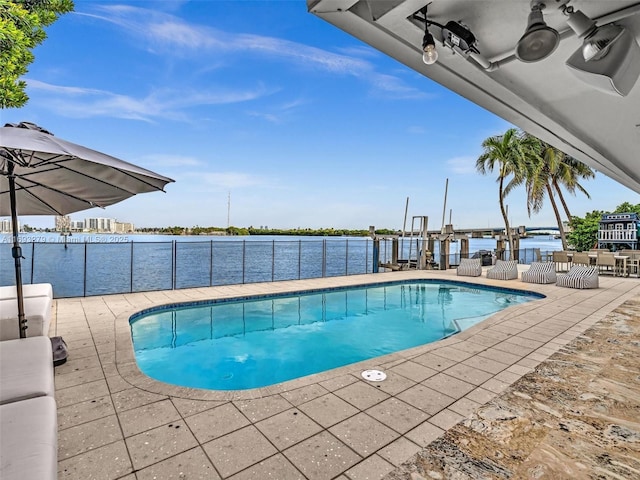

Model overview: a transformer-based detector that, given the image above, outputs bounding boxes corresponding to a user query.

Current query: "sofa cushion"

[0,396,57,480]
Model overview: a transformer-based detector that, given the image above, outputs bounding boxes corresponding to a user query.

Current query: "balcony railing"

[598,229,638,241]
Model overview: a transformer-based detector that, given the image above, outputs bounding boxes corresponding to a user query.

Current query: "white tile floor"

[50,269,640,479]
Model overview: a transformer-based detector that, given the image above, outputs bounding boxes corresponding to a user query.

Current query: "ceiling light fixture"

[516,0,559,62]
[421,7,438,65]
[415,6,483,67]
[564,6,626,61]
[422,31,438,65]
[563,5,640,96]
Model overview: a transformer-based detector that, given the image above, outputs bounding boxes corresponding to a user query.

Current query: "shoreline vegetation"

[12,226,562,237]
[145,226,399,236]
[17,226,401,237]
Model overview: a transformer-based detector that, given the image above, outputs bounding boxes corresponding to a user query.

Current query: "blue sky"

[3,0,638,231]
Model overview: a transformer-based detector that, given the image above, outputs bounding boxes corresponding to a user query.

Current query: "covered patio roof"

[307,0,640,193]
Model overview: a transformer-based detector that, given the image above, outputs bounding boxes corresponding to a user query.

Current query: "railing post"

[30,242,35,284]
[365,239,369,273]
[298,239,302,280]
[172,240,176,290]
[210,240,213,286]
[322,239,326,277]
[345,238,349,275]
[373,238,380,273]
[242,240,246,284]
[83,242,87,297]
[130,241,134,293]
[272,239,275,282]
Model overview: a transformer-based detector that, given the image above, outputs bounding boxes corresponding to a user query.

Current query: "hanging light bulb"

[422,31,438,65]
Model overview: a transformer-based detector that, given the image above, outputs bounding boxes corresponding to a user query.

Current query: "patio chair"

[521,262,556,284]
[571,252,591,266]
[631,253,640,278]
[533,248,542,262]
[486,259,518,280]
[556,265,599,289]
[597,252,616,275]
[552,251,570,272]
[456,258,482,277]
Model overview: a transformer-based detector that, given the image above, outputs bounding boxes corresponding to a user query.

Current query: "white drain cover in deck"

[361,369,386,382]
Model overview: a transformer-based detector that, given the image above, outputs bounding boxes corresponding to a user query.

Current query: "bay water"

[0,233,561,298]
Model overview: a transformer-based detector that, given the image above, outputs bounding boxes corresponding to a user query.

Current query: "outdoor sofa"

[521,262,557,284]
[0,283,54,341]
[0,283,57,480]
[0,283,53,302]
[486,260,519,280]
[0,296,53,340]
[556,265,599,289]
[456,258,482,277]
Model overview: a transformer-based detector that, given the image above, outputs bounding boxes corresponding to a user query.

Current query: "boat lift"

[373,216,434,271]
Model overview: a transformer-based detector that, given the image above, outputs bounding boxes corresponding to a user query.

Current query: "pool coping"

[125,278,545,394]
[104,269,633,403]
[51,268,640,479]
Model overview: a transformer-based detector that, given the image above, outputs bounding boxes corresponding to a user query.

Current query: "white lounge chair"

[521,262,556,284]
[486,260,518,280]
[0,396,58,480]
[0,296,52,340]
[0,337,54,405]
[556,265,599,289]
[0,283,53,302]
[456,258,482,277]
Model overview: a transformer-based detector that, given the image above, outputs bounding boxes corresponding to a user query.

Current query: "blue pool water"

[130,281,543,390]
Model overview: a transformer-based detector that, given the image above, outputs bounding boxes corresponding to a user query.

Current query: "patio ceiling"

[307,0,640,193]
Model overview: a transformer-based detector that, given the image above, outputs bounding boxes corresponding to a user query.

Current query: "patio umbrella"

[0,121,174,338]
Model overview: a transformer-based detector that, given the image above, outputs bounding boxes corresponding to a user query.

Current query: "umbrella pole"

[8,162,27,338]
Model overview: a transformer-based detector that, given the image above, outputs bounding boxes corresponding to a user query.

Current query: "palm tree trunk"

[546,183,567,250]
[552,179,572,221]
[499,176,514,259]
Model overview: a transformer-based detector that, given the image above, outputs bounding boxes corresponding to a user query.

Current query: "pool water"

[130,281,542,390]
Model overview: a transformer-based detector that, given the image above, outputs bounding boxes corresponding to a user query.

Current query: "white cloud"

[78,5,425,99]
[447,156,477,174]
[26,79,272,122]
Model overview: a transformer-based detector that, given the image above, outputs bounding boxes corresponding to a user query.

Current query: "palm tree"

[551,157,595,222]
[476,128,531,257]
[523,137,594,250]
[525,139,567,249]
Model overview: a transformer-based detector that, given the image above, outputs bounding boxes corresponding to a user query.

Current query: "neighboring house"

[598,213,639,251]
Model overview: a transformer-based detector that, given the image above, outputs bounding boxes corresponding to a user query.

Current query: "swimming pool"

[130,280,542,390]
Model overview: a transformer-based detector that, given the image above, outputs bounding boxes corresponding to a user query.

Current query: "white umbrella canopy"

[0,122,175,338]
[0,123,174,216]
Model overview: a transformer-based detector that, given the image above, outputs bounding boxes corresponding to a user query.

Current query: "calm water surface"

[0,233,561,297]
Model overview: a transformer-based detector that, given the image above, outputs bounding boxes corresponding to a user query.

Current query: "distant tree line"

[134,226,398,237]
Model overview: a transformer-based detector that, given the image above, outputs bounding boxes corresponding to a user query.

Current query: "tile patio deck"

[49,268,640,479]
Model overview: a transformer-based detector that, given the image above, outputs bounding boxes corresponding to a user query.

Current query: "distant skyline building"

[50,216,134,233]
[0,218,17,233]
[70,220,84,231]
[55,215,71,232]
[113,222,135,233]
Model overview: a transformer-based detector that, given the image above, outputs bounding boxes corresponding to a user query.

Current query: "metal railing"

[0,238,554,298]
